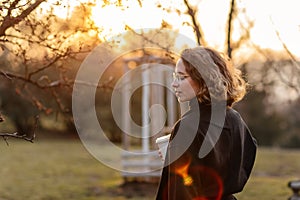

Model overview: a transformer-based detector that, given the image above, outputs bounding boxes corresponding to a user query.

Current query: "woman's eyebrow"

[175,71,187,75]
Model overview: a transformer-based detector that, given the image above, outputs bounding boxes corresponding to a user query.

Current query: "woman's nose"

[172,79,179,88]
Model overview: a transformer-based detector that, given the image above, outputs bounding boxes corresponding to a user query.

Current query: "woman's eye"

[172,73,189,81]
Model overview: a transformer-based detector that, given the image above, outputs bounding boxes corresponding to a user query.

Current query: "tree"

[0,1,104,135]
[235,90,286,146]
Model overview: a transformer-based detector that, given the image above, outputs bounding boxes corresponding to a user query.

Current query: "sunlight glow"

[39,0,79,19]
[242,0,300,55]
[43,0,300,56]
[90,2,164,40]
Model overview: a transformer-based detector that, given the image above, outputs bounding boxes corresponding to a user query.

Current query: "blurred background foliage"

[0,0,299,149]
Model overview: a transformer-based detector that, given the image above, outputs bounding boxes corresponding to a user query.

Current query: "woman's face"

[172,59,200,102]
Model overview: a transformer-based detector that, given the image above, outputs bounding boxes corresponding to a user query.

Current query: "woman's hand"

[158,148,164,161]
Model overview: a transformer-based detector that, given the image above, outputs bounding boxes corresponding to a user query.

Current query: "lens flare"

[174,161,193,186]
[170,153,193,186]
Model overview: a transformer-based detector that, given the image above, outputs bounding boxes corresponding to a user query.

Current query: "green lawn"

[0,139,127,200]
[236,147,300,200]
[0,139,299,200]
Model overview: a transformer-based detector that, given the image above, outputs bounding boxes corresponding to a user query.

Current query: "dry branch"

[0,0,45,37]
[226,0,235,58]
[0,115,39,145]
[183,0,206,46]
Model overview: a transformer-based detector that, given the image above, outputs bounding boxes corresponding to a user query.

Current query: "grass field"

[0,138,299,200]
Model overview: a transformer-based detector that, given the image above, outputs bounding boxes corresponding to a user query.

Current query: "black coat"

[155,98,257,200]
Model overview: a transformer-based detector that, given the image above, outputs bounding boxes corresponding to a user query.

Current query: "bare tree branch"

[0,115,39,145]
[1,132,34,145]
[246,40,300,95]
[183,0,206,46]
[226,0,235,58]
[0,69,115,90]
[270,18,300,70]
[0,0,46,36]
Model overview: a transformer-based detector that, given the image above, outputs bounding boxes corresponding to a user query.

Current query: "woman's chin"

[177,97,187,103]
[177,95,197,103]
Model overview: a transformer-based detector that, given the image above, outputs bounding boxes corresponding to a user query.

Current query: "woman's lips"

[175,91,181,96]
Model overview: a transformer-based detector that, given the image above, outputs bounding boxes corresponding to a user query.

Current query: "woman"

[155,47,257,200]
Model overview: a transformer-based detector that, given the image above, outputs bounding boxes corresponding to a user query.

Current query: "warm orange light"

[174,161,193,186]
[171,155,194,186]
[127,61,137,69]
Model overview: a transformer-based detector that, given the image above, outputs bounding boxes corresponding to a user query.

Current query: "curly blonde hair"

[181,47,247,107]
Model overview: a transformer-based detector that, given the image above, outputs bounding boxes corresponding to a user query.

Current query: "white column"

[122,62,130,150]
[142,64,150,153]
[150,66,165,138]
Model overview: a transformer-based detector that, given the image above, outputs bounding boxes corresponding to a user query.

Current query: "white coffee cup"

[156,134,171,161]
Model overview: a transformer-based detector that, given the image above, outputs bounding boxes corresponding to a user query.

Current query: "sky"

[45,0,300,56]
[241,0,300,56]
